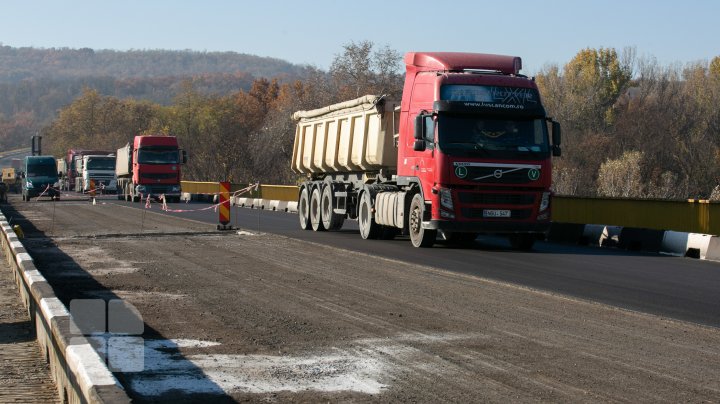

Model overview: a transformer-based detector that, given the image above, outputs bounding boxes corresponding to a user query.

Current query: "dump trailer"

[116,135,186,202]
[292,52,561,248]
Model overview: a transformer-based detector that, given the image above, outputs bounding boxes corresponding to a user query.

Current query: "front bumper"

[423,219,551,234]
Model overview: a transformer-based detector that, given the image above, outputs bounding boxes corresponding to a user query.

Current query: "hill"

[0,45,311,82]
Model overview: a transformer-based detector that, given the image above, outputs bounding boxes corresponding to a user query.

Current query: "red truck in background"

[116,135,186,203]
[292,52,561,249]
[64,149,112,191]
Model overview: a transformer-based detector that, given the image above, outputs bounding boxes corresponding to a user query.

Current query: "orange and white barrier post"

[217,181,232,230]
[89,179,96,205]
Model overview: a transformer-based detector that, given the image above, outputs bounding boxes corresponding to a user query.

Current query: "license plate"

[483,209,511,218]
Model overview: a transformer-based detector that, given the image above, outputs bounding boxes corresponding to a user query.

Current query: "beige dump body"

[291,95,399,175]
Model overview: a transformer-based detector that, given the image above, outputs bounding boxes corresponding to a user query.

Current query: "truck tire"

[409,193,436,248]
[298,187,311,230]
[321,185,344,230]
[509,234,535,250]
[310,188,326,231]
[358,191,380,239]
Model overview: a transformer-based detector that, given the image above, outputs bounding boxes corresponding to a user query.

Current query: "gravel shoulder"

[6,195,720,403]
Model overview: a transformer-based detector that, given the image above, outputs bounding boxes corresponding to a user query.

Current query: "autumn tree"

[596,150,644,198]
[329,40,403,100]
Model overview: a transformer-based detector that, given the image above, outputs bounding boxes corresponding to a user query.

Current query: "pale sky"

[1,0,718,75]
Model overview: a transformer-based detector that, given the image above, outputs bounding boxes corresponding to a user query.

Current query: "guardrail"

[182,182,719,236]
[553,196,718,235]
[0,213,130,403]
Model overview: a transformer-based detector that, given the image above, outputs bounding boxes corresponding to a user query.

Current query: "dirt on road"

[5,195,720,403]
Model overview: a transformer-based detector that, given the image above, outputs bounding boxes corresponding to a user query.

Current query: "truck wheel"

[321,185,344,230]
[509,234,535,250]
[310,188,326,231]
[358,191,380,239]
[298,187,311,230]
[409,193,436,247]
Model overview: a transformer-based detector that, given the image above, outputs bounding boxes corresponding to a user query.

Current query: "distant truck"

[65,149,112,191]
[292,52,561,248]
[22,156,60,201]
[75,154,117,194]
[116,135,186,202]
[2,167,19,193]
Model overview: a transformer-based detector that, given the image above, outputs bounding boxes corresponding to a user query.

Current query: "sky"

[1,0,718,75]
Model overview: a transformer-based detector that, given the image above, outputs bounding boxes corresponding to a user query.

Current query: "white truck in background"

[75,154,117,193]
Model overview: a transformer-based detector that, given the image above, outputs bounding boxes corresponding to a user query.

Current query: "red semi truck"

[115,135,186,203]
[292,52,561,248]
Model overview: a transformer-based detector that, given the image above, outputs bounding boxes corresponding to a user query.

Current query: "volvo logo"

[528,168,540,181]
[493,169,503,179]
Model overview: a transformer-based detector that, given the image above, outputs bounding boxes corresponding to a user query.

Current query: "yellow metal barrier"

[180,181,220,195]
[553,196,719,235]
[260,185,298,201]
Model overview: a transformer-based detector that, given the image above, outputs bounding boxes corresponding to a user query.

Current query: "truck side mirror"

[552,121,561,146]
[413,139,426,152]
[180,150,187,164]
[414,115,424,140]
[551,121,562,157]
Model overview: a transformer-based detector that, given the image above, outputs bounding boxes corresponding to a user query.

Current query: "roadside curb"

[231,196,298,213]
[548,222,720,262]
[0,214,130,403]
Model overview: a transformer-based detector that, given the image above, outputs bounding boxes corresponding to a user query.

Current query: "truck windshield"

[27,165,57,177]
[137,147,179,164]
[86,159,115,170]
[437,115,549,157]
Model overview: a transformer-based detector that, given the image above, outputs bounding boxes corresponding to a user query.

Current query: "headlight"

[170,185,180,193]
[539,192,551,212]
[440,188,454,210]
[25,181,33,189]
[136,185,146,193]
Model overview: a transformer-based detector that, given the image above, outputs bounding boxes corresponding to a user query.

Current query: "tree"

[596,151,644,198]
[329,40,402,100]
[562,47,634,130]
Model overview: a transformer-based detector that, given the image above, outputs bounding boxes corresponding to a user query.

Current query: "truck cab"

[79,155,117,193]
[22,156,60,201]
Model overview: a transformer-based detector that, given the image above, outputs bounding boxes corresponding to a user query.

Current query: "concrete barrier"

[547,222,586,244]
[581,224,621,247]
[0,214,130,403]
[687,233,713,259]
[287,201,298,213]
[704,237,720,261]
[660,231,690,256]
[618,228,665,252]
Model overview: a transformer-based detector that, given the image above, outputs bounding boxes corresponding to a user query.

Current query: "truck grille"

[458,192,535,205]
[141,173,177,180]
[463,166,539,184]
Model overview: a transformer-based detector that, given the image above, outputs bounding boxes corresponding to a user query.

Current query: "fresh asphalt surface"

[100,196,720,329]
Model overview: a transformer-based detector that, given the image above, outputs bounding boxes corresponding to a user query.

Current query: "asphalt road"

[7,192,720,402]
[103,194,720,329]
